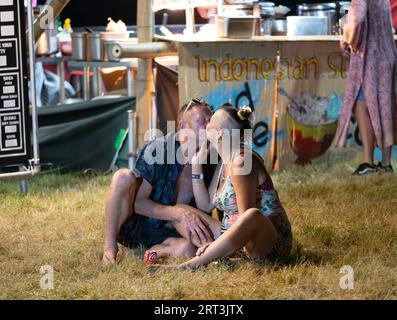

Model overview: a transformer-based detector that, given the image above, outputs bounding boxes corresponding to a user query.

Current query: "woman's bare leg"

[102,169,139,266]
[179,208,277,269]
[149,238,197,259]
[382,147,392,166]
[354,101,375,164]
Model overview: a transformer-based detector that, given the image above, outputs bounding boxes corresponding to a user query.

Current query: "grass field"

[0,160,396,299]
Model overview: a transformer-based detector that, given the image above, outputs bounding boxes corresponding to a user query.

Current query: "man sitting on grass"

[102,99,217,266]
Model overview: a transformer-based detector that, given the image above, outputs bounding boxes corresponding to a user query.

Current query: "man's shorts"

[117,214,182,249]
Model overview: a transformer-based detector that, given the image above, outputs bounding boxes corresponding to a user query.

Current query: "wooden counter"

[156,34,397,43]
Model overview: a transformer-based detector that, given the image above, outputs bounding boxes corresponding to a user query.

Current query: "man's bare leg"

[102,169,139,266]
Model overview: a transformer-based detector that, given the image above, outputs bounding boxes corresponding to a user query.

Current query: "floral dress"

[213,154,293,261]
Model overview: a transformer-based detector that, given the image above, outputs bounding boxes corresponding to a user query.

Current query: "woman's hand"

[196,242,212,256]
[191,141,208,165]
[340,40,351,57]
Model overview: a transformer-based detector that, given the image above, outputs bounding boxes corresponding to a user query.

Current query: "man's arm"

[134,179,213,245]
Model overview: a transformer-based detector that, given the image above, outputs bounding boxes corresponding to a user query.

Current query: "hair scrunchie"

[237,106,252,121]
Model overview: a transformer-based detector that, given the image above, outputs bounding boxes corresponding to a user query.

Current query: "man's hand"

[174,204,213,245]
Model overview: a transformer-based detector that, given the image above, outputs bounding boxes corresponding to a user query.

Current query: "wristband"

[192,173,204,180]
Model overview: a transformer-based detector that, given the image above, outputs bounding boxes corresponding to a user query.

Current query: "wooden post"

[136,0,155,147]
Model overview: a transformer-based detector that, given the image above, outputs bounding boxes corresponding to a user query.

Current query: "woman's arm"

[343,0,368,52]
[178,155,262,269]
[230,154,259,213]
[191,142,216,213]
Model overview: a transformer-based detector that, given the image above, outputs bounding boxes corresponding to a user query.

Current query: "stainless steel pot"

[34,7,59,56]
[216,15,257,38]
[271,19,287,35]
[103,40,120,61]
[297,3,338,35]
[87,33,103,61]
[338,1,351,17]
[259,2,275,35]
[259,2,275,17]
[287,16,328,36]
[71,32,88,61]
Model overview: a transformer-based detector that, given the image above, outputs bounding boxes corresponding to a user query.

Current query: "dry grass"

[0,159,396,300]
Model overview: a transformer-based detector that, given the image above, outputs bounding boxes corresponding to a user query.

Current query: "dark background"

[36,0,326,27]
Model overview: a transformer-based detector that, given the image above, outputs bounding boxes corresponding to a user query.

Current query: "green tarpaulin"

[38,97,135,172]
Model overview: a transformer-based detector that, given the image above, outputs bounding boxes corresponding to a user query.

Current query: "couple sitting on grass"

[102,99,292,269]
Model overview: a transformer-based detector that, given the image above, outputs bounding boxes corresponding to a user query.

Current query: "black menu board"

[0,0,31,167]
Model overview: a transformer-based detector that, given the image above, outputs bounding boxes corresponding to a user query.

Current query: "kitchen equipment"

[259,2,275,35]
[274,5,291,18]
[71,32,88,60]
[101,31,130,41]
[103,40,121,61]
[216,15,257,38]
[87,33,103,61]
[36,28,59,56]
[338,1,351,17]
[222,3,254,16]
[271,18,288,36]
[34,7,59,56]
[287,16,328,36]
[337,2,351,34]
[297,3,338,35]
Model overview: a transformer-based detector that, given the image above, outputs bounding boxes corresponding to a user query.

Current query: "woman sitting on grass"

[178,106,292,269]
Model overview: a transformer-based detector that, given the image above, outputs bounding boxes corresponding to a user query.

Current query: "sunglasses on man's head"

[183,98,213,117]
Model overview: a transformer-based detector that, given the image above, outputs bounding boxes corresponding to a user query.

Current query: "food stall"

[149,0,397,170]
[24,0,397,171]
[158,34,346,170]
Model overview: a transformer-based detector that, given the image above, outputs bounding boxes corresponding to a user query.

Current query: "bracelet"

[192,173,204,180]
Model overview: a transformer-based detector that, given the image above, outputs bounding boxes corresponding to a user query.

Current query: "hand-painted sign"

[177,39,396,170]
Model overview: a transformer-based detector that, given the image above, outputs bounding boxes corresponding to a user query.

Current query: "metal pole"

[0,167,40,180]
[19,166,28,194]
[27,0,40,169]
[83,66,90,100]
[92,66,99,97]
[151,93,157,141]
[127,66,132,97]
[128,110,136,171]
[218,0,223,16]
[185,0,195,35]
[58,59,66,104]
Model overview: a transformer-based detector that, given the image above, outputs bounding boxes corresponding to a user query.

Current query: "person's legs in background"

[355,99,375,165]
[380,87,397,169]
[352,88,378,175]
[382,147,392,167]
